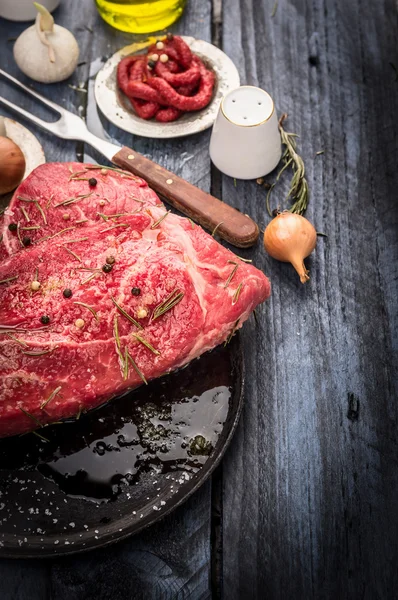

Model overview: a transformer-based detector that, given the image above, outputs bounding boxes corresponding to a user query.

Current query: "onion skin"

[263,212,317,283]
[0,136,26,195]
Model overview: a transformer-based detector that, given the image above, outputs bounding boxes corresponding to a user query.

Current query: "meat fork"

[0,69,259,248]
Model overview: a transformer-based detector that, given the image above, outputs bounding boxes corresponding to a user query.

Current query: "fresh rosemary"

[127,350,148,385]
[111,297,143,330]
[232,283,243,305]
[74,301,99,322]
[63,237,88,244]
[19,407,43,427]
[211,221,224,237]
[21,206,30,222]
[7,333,28,347]
[32,431,50,443]
[150,210,171,229]
[100,224,130,233]
[133,334,161,356]
[152,290,184,321]
[62,246,83,263]
[273,113,309,215]
[40,386,62,409]
[113,315,125,374]
[54,192,93,208]
[22,347,57,356]
[0,276,18,284]
[34,200,47,225]
[123,347,129,380]
[224,319,240,346]
[224,261,239,288]
[264,114,309,216]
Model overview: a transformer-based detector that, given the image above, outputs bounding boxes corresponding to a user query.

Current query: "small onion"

[0,136,26,195]
[263,212,317,283]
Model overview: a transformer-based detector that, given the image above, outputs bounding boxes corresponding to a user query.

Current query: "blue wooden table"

[0,0,397,598]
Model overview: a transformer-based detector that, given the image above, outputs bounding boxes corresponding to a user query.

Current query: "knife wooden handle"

[112,146,259,248]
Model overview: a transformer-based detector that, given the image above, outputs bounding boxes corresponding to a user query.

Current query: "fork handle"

[112,146,259,248]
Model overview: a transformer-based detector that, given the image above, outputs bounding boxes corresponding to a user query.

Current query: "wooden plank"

[50,483,211,600]
[0,1,213,598]
[220,0,398,598]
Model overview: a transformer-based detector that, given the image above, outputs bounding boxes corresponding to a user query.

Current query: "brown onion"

[0,136,26,195]
[264,212,317,283]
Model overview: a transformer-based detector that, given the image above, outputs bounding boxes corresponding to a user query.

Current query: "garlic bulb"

[13,3,79,83]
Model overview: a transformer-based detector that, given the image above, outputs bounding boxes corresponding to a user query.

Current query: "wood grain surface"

[0,0,397,598]
[220,0,398,599]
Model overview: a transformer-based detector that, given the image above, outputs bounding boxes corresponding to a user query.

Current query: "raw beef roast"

[0,163,270,438]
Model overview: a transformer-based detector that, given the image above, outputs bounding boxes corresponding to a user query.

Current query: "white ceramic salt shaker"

[210,86,282,180]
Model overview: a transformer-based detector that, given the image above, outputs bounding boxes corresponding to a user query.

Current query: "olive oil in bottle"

[95,0,187,34]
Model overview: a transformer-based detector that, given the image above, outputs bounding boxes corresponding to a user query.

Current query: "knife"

[0,69,259,248]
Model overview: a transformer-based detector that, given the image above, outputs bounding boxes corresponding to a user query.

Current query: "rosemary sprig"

[17,223,23,247]
[62,246,82,263]
[113,315,125,376]
[54,192,93,208]
[133,333,160,356]
[63,237,88,244]
[271,0,278,17]
[130,195,144,203]
[34,200,47,225]
[111,297,143,330]
[22,347,57,356]
[21,206,30,222]
[126,350,148,385]
[81,272,98,285]
[152,289,184,321]
[75,219,89,224]
[97,212,130,221]
[212,221,224,237]
[235,255,253,263]
[19,407,43,427]
[74,301,99,322]
[38,227,76,242]
[32,431,50,443]
[123,347,129,380]
[232,283,243,305]
[100,224,129,233]
[76,406,82,420]
[275,113,309,215]
[7,333,29,347]
[40,386,62,409]
[84,165,139,179]
[0,276,18,284]
[224,319,240,346]
[150,210,170,229]
[188,218,195,229]
[21,226,41,231]
[224,261,239,288]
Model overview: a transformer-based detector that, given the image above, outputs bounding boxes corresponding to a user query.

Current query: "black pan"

[0,335,243,558]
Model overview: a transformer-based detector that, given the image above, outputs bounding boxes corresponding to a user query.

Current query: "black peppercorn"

[106,255,115,265]
[89,177,97,187]
[148,60,156,69]
[131,287,141,296]
[102,263,113,273]
[166,32,174,41]
[40,315,50,325]
[22,237,31,247]
[63,288,73,298]
[8,223,17,232]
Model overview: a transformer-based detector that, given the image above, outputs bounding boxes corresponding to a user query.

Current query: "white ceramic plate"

[94,37,240,139]
[0,117,46,179]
